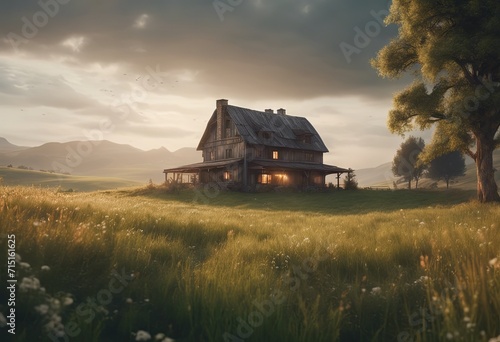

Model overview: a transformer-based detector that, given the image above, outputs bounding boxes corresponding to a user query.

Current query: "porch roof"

[163,158,243,173]
[249,160,350,174]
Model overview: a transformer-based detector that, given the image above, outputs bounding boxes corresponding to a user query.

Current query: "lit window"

[224,171,232,181]
[272,151,279,160]
[210,151,215,160]
[258,174,272,184]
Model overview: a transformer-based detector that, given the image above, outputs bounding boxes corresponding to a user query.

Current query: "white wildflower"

[446,332,453,340]
[155,333,165,340]
[489,258,498,267]
[41,265,51,271]
[35,304,49,315]
[135,330,152,341]
[19,262,31,269]
[19,277,41,292]
[371,287,381,295]
[63,297,74,306]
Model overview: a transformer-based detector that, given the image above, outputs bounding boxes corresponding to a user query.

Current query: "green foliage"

[343,169,358,190]
[372,0,500,202]
[427,151,466,189]
[392,136,426,189]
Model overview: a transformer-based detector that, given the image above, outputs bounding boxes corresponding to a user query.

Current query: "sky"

[0,0,430,169]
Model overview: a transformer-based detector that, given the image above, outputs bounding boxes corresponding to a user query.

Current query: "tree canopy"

[427,151,466,189]
[392,136,426,189]
[372,0,500,202]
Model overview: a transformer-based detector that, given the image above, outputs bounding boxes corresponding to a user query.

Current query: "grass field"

[0,186,499,341]
[0,167,141,192]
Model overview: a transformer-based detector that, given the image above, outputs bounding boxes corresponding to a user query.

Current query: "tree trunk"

[446,178,449,189]
[475,133,500,203]
[408,179,411,189]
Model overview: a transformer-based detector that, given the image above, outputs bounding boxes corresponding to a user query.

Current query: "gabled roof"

[197,105,329,152]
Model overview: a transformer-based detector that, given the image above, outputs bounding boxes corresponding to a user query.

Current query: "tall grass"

[0,186,498,341]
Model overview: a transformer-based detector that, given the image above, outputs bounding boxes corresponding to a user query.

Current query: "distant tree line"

[392,136,466,189]
[6,164,71,175]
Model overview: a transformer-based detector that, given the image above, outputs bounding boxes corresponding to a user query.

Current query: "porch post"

[243,143,248,191]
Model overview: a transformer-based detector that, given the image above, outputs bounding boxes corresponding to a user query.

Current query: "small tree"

[427,151,466,189]
[392,136,426,189]
[343,169,358,190]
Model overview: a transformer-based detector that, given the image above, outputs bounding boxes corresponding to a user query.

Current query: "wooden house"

[164,99,350,189]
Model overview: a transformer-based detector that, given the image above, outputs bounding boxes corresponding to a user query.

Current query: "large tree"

[427,151,466,189]
[392,136,426,189]
[372,0,500,202]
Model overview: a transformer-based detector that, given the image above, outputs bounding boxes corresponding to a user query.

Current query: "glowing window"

[224,171,232,181]
[272,151,279,160]
[259,174,272,184]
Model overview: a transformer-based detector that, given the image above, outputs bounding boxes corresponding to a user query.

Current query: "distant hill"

[356,150,500,190]
[0,137,29,152]
[0,138,201,183]
[0,167,141,192]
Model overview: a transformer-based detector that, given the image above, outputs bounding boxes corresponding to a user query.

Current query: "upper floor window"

[305,152,314,162]
[226,149,233,159]
[272,150,279,160]
[210,151,215,160]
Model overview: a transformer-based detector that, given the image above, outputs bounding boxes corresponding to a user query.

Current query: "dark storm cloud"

[0,0,401,101]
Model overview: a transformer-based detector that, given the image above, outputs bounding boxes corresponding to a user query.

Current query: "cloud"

[133,14,149,29]
[61,36,87,52]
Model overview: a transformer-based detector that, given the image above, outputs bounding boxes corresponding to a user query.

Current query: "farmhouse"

[164,99,350,189]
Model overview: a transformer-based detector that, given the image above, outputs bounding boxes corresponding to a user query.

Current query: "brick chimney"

[216,99,228,140]
[265,109,274,113]
[277,108,286,115]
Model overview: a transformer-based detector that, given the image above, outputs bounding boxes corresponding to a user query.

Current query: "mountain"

[355,162,394,188]
[356,150,500,190]
[0,138,201,183]
[0,138,29,152]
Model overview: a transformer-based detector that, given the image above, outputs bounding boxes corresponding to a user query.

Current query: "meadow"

[0,167,141,192]
[0,186,499,341]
